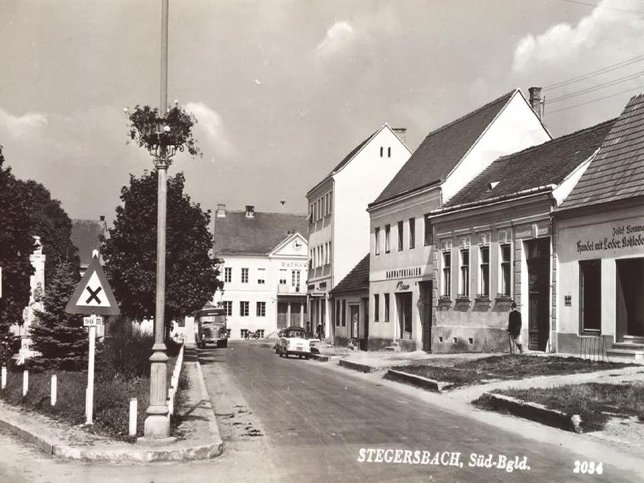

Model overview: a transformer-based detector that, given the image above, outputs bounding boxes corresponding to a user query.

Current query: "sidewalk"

[0,345,223,462]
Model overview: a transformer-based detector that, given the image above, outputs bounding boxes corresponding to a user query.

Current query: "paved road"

[199,342,640,483]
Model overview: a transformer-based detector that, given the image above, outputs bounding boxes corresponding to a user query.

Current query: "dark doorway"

[419,281,432,352]
[616,258,644,338]
[277,302,288,329]
[396,292,413,339]
[290,302,301,326]
[350,305,359,339]
[580,260,601,334]
[527,238,550,351]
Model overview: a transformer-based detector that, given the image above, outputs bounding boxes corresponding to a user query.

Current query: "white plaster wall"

[442,92,551,202]
[333,126,411,286]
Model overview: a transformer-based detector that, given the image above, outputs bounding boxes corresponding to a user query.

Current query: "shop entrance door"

[527,238,550,351]
[616,258,644,339]
[350,305,359,339]
[419,281,432,352]
[396,292,413,339]
[277,302,288,329]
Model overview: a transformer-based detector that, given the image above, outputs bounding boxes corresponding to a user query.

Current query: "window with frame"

[500,244,512,297]
[387,146,392,158]
[325,193,330,216]
[309,203,314,224]
[580,260,601,333]
[342,300,346,327]
[239,301,249,317]
[380,146,384,157]
[479,246,490,297]
[384,294,390,322]
[257,268,266,284]
[397,221,404,251]
[223,301,232,316]
[459,249,470,297]
[224,267,232,283]
[442,251,451,297]
[385,224,391,253]
[291,270,300,287]
[375,227,381,255]
[409,218,415,249]
[424,214,433,246]
[374,294,380,322]
[329,193,332,214]
[279,269,287,285]
[241,268,249,283]
[256,302,266,317]
[336,300,341,326]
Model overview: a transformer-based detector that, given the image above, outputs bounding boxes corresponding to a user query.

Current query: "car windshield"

[285,329,305,338]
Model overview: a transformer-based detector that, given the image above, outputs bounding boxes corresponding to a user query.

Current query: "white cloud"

[315,21,355,58]
[512,0,644,72]
[185,102,239,160]
[0,107,47,138]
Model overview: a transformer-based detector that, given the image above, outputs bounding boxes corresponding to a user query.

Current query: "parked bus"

[194,306,228,348]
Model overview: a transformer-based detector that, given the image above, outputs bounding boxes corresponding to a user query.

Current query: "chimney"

[392,127,407,144]
[245,205,255,218]
[216,203,226,218]
[528,87,543,119]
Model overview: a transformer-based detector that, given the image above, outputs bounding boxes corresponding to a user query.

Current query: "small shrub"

[98,327,153,379]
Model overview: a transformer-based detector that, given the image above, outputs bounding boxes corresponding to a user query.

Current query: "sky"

[1,0,644,221]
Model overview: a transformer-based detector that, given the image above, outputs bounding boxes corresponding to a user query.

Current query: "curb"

[384,369,451,392]
[475,392,582,433]
[310,353,329,362]
[338,359,384,373]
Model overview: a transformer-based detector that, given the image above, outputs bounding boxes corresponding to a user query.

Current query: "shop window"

[500,244,512,297]
[398,221,404,251]
[409,218,415,249]
[223,301,232,316]
[459,249,470,297]
[239,301,249,317]
[374,294,380,322]
[442,252,452,297]
[224,267,232,283]
[479,246,490,297]
[385,225,391,253]
[241,267,249,284]
[580,260,601,333]
[384,293,390,322]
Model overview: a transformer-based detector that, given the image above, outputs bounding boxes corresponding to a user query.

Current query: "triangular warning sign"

[65,252,120,316]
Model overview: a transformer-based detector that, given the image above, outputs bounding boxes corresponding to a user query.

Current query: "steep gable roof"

[559,94,644,211]
[213,211,308,255]
[71,219,107,267]
[444,119,615,208]
[372,90,517,205]
[330,254,369,295]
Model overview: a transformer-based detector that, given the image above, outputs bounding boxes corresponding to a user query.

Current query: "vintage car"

[195,307,228,349]
[276,326,311,359]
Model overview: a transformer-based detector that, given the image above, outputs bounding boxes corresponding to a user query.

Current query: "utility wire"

[548,69,644,103]
[546,85,644,115]
[544,54,644,91]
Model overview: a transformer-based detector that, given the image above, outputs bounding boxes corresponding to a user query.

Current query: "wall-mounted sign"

[576,222,644,254]
[386,267,422,280]
[396,281,410,291]
[309,291,325,297]
[564,295,572,306]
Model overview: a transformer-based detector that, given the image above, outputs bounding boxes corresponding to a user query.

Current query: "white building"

[366,89,551,351]
[306,124,411,342]
[213,204,309,339]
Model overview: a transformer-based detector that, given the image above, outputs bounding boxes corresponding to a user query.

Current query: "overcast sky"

[1,0,643,221]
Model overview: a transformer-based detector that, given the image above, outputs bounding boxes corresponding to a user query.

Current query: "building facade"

[306,124,411,343]
[329,254,369,348]
[366,89,552,351]
[213,205,308,340]
[554,95,644,360]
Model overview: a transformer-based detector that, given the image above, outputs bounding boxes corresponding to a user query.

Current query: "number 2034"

[573,460,603,475]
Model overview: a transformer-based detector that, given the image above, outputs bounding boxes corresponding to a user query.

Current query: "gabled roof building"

[553,94,644,360]
[366,88,552,352]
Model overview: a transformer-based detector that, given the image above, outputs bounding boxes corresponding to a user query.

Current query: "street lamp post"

[143,0,171,440]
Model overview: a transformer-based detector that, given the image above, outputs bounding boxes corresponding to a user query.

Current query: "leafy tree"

[0,146,34,333]
[30,260,87,370]
[102,170,222,337]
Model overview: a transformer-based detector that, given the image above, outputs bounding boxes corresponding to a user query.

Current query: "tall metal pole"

[143,0,171,440]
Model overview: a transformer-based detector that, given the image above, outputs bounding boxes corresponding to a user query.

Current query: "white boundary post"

[50,374,57,406]
[22,370,28,397]
[1,366,6,390]
[129,398,137,436]
[83,314,101,425]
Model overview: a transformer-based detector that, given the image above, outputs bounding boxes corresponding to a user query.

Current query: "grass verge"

[393,355,631,389]
[473,382,644,432]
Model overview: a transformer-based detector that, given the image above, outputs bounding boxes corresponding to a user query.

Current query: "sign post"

[65,251,119,426]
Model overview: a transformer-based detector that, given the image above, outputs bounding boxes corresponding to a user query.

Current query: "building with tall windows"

[213,204,308,339]
[367,89,552,352]
[429,119,614,353]
[554,94,644,360]
[306,124,411,343]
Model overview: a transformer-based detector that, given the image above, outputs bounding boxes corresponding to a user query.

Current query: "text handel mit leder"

[357,449,530,473]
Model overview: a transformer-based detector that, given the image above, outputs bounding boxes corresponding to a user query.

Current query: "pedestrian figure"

[507,302,523,354]
[316,322,322,341]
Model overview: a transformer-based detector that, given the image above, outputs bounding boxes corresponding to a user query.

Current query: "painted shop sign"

[395,281,410,291]
[576,223,644,254]
[281,261,307,268]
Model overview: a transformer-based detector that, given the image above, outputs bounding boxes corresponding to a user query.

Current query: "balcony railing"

[277,284,304,295]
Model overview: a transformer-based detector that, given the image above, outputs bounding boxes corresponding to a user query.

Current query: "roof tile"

[330,254,369,295]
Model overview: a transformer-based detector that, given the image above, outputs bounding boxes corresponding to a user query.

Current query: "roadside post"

[65,250,120,425]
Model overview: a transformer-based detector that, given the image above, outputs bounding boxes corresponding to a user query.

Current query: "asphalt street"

[198,342,641,483]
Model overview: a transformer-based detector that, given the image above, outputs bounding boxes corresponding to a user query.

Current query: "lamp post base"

[143,349,170,439]
[142,412,171,440]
